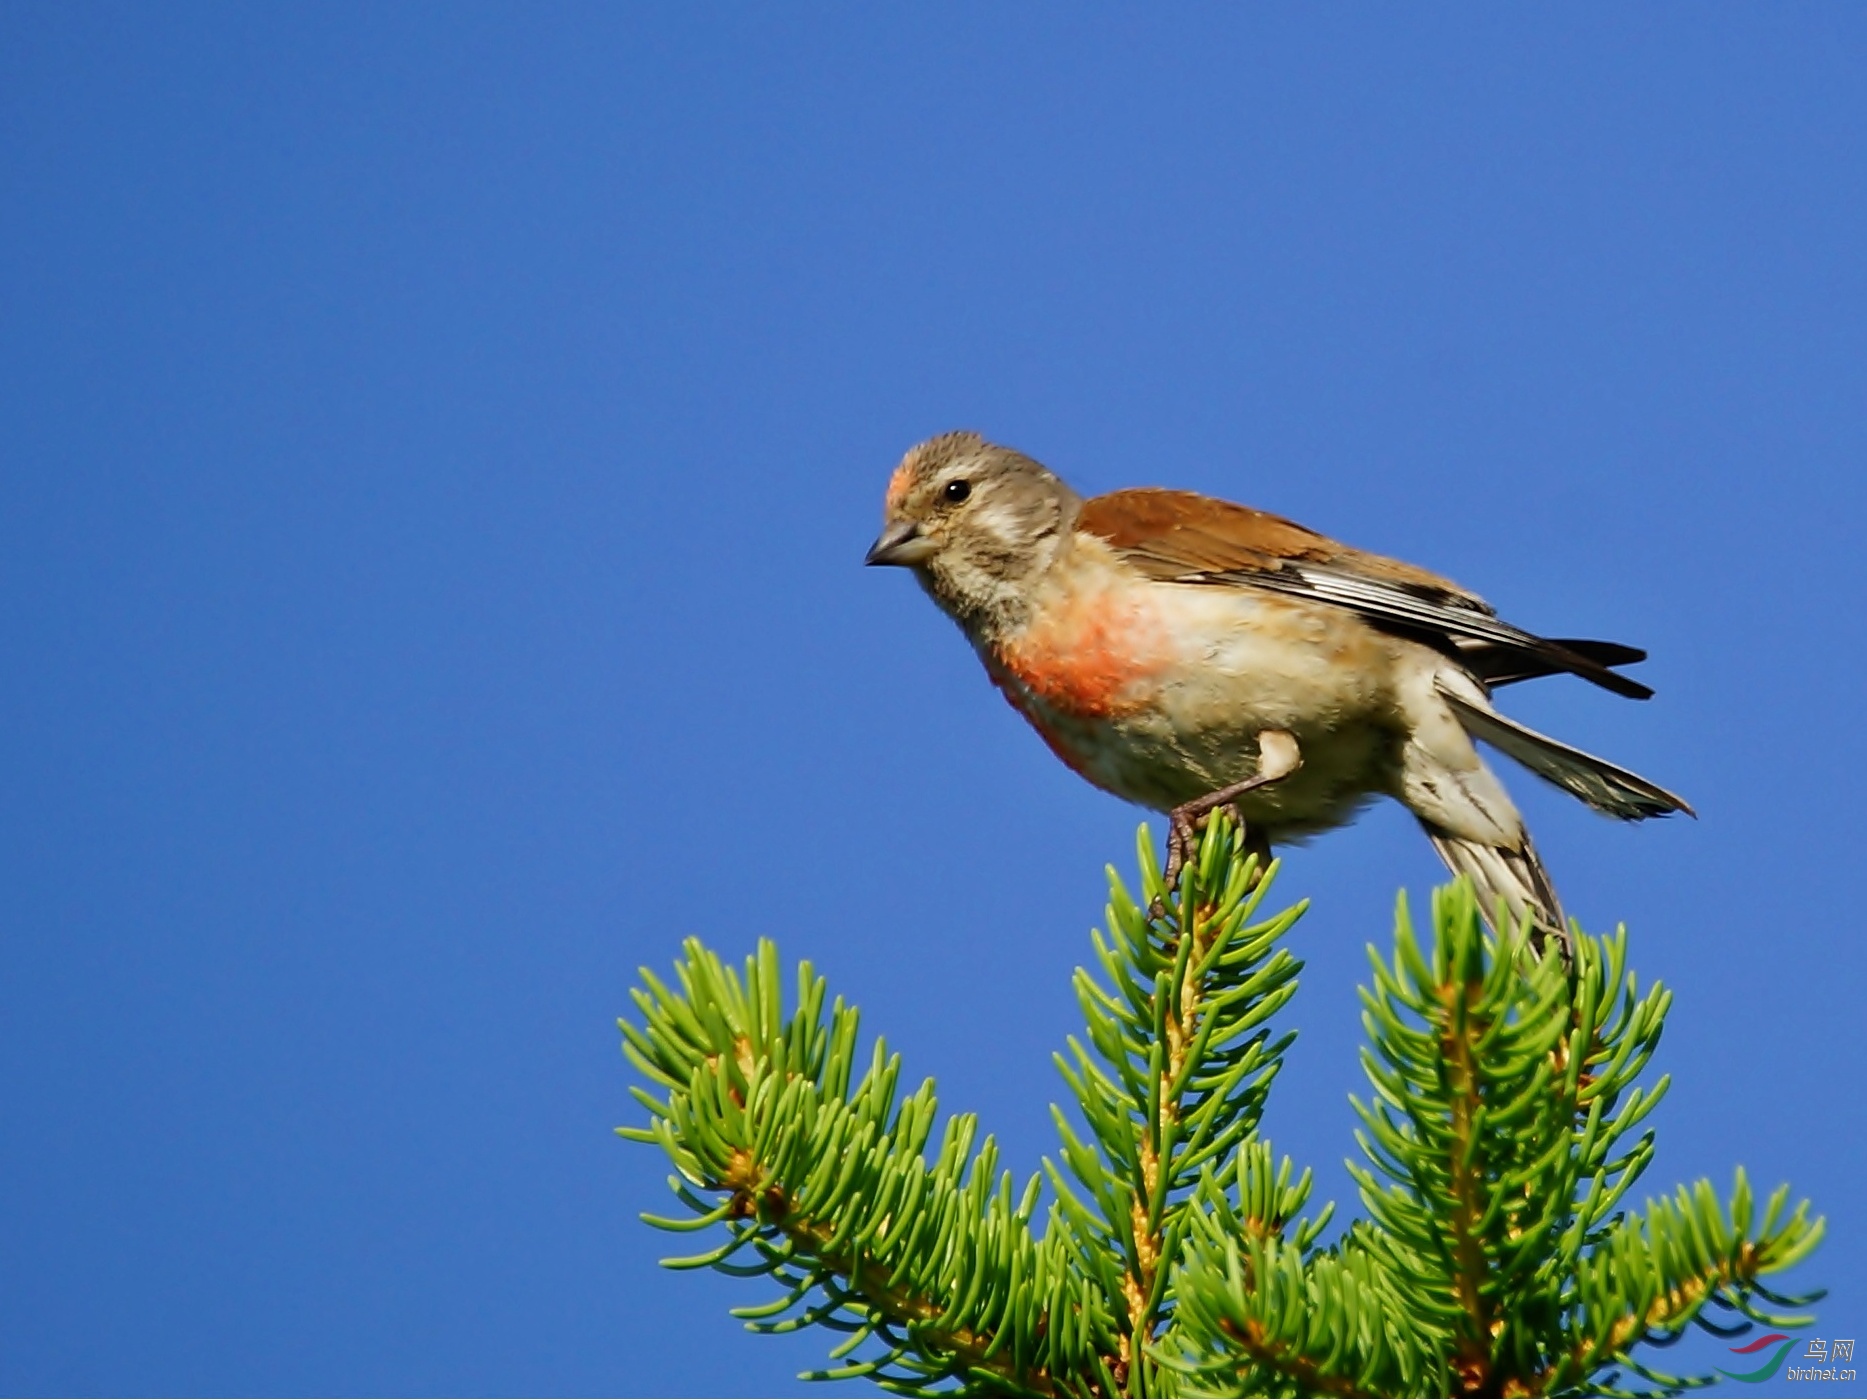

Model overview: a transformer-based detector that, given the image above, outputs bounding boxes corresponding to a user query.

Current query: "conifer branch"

[1046,820,1305,1395]
[619,821,1824,1397]
[618,938,1117,1394]
[1545,1173,1825,1394]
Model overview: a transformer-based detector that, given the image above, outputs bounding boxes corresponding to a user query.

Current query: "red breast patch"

[994,588,1169,721]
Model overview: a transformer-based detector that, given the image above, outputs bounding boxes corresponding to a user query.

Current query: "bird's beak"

[865,519,937,567]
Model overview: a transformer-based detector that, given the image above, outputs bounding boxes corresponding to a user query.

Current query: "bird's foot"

[1152,731,1301,921]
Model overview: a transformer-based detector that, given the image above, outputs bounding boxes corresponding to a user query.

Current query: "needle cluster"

[619,819,1822,1396]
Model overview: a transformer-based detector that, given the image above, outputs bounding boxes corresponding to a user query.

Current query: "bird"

[864,430,1691,956]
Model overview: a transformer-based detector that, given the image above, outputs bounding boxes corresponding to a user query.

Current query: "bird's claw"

[1149,731,1301,922]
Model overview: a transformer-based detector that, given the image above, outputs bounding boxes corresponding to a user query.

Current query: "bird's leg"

[1156,730,1302,916]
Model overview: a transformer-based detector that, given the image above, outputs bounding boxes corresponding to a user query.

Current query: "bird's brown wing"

[1077,488,1652,699]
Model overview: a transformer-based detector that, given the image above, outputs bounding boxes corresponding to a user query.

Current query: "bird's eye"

[943,479,971,503]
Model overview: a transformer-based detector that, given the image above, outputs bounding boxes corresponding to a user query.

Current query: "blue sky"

[3,6,1863,1395]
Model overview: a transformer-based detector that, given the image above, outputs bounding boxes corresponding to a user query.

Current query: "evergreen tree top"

[619,818,1822,1396]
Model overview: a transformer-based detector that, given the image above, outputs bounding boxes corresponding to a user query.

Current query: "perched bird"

[866,430,1690,954]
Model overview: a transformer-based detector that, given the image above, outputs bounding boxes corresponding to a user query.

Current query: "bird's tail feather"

[1437,681,1693,821]
[1421,821,1569,959]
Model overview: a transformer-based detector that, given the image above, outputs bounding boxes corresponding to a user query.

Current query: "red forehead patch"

[884,461,914,512]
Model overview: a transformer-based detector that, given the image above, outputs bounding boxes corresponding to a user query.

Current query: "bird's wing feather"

[1076,488,1653,700]
[1455,638,1647,688]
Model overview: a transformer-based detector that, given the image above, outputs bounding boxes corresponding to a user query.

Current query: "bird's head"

[866,431,1080,637]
